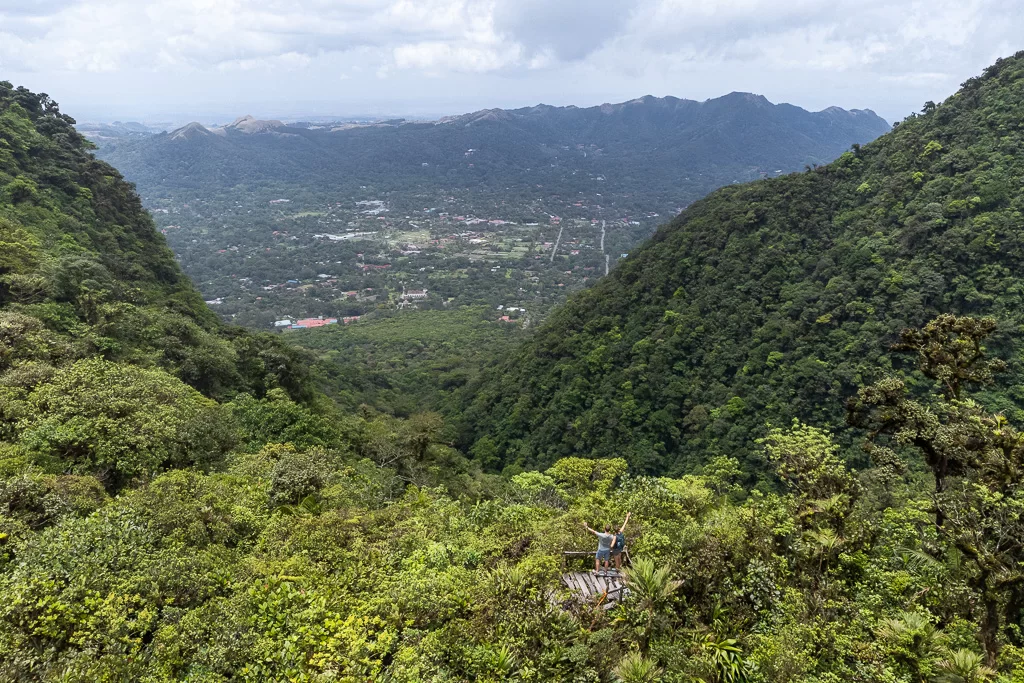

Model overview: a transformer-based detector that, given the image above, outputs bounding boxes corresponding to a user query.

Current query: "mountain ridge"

[140,92,886,136]
[96,90,890,210]
[442,91,885,128]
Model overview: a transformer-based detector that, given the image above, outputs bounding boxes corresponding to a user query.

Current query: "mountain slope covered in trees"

[95,92,889,203]
[0,81,311,403]
[460,52,1024,476]
[0,80,326,492]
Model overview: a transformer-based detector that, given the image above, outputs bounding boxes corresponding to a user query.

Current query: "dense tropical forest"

[459,50,1024,478]
[3,53,1024,683]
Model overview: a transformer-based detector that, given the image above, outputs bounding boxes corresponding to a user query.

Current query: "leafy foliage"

[13,358,229,488]
[294,307,523,414]
[0,314,1021,681]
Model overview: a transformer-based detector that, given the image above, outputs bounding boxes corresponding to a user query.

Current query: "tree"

[228,388,344,452]
[848,316,1007,523]
[934,649,997,683]
[14,358,231,488]
[761,421,859,533]
[849,315,1024,665]
[891,315,1006,401]
[875,611,948,682]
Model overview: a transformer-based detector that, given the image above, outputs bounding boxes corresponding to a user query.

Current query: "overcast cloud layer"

[0,0,1020,123]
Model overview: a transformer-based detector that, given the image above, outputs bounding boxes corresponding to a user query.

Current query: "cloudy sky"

[0,0,1021,125]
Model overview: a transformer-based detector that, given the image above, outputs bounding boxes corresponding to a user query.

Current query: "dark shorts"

[596,548,611,562]
[611,546,623,556]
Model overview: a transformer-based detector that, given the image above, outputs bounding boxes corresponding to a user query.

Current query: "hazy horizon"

[70,90,893,131]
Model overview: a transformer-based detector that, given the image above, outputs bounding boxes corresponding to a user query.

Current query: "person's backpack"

[615,531,626,550]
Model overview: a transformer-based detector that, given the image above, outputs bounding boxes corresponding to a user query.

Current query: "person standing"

[611,512,631,572]
[583,521,616,575]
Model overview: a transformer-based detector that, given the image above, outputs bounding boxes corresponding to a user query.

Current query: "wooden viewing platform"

[559,550,631,609]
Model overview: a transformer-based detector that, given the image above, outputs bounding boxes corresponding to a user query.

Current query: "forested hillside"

[461,51,1024,476]
[0,81,310,404]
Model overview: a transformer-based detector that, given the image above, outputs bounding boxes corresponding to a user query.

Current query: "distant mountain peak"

[714,92,772,107]
[221,115,287,134]
[103,89,890,199]
[449,108,518,126]
[168,122,214,141]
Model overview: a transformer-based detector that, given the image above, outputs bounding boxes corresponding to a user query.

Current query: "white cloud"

[491,0,633,61]
[0,0,1017,78]
[393,42,522,73]
[0,0,501,73]
[0,0,1021,121]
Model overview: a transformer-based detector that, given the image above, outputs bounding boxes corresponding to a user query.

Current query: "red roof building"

[291,318,338,329]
